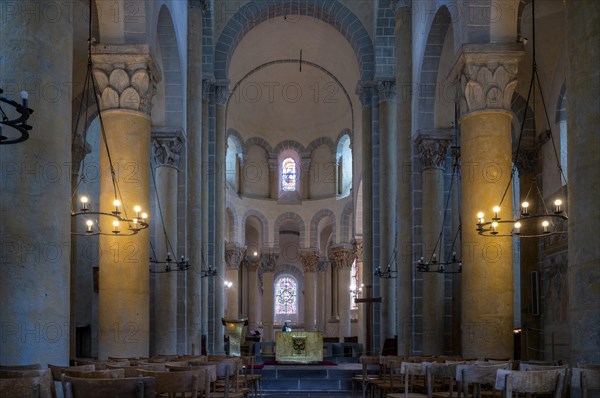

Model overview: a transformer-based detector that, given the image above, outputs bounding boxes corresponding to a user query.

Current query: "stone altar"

[275,331,323,363]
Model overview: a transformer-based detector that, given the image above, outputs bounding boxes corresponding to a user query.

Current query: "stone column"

[260,250,278,348]
[352,240,365,346]
[0,0,72,365]
[450,147,462,355]
[152,134,183,355]
[450,43,523,359]
[93,44,160,359]
[316,259,328,331]
[300,250,319,330]
[214,81,229,354]
[186,0,203,355]
[225,243,245,319]
[200,79,211,352]
[416,132,451,355]
[331,245,355,340]
[329,251,340,323]
[301,157,311,200]
[394,0,414,356]
[268,158,278,199]
[377,79,398,344]
[246,260,262,330]
[356,81,375,354]
[566,0,600,365]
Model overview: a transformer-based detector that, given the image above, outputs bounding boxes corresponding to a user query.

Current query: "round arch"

[214,0,375,82]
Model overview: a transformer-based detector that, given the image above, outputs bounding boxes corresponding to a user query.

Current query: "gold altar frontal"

[275,331,323,363]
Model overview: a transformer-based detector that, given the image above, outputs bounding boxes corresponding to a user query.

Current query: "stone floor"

[262,393,353,397]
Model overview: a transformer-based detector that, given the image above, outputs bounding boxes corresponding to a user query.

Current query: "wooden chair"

[579,369,600,398]
[371,357,405,398]
[241,355,262,397]
[137,369,200,397]
[495,369,564,398]
[0,369,54,398]
[48,364,96,382]
[387,361,429,398]
[166,366,213,397]
[106,364,145,378]
[211,361,248,398]
[62,369,125,379]
[457,362,512,398]
[0,364,42,370]
[0,376,43,398]
[61,375,155,398]
[427,362,465,398]
[351,355,380,398]
[518,364,569,397]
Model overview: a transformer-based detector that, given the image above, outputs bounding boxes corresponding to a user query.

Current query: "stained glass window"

[281,157,297,191]
[275,276,297,315]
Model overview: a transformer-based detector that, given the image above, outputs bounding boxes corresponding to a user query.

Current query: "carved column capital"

[152,136,183,169]
[214,80,230,106]
[415,130,452,170]
[449,43,524,117]
[377,79,397,104]
[225,243,245,270]
[246,260,260,272]
[351,239,363,262]
[330,244,355,270]
[259,248,278,273]
[300,249,320,273]
[91,43,161,115]
[356,80,373,108]
[392,0,412,14]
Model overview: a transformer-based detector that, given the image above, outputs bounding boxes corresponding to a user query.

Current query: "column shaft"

[214,97,227,354]
[451,44,522,360]
[378,81,398,343]
[460,112,514,359]
[395,2,413,356]
[357,82,374,354]
[201,82,210,352]
[0,0,73,365]
[566,0,600,365]
[422,167,445,355]
[186,2,203,355]
[247,263,262,329]
[98,110,151,359]
[153,164,178,355]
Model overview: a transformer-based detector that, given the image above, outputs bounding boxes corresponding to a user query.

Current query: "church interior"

[1,0,599,396]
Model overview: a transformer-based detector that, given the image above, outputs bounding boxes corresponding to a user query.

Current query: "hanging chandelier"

[375,245,398,279]
[149,164,189,273]
[0,88,33,145]
[475,0,567,239]
[200,248,217,278]
[71,1,149,236]
[418,108,463,274]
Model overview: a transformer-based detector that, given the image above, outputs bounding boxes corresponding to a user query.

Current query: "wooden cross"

[354,285,381,356]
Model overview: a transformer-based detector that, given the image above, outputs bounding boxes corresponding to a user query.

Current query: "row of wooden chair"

[351,357,600,398]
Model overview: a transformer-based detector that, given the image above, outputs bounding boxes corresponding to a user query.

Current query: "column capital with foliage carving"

[92,44,161,115]
[330,244,355,270]
[449,43,524,117]
[225,242,246,270]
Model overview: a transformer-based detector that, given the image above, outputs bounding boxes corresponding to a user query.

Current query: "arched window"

[275,276,297,315]
[336,133,352,198]
[281,157,297,191]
